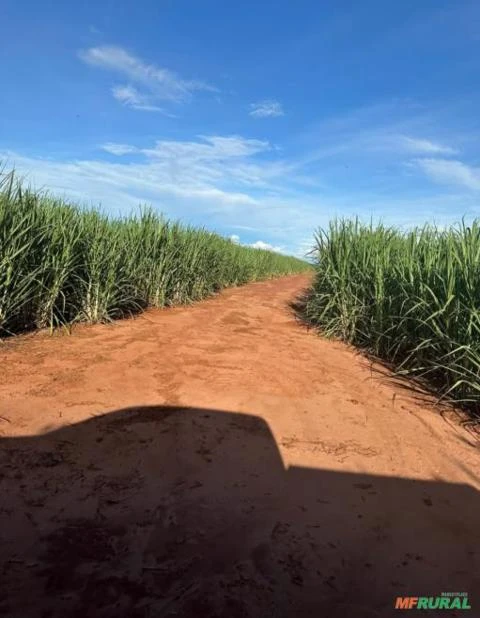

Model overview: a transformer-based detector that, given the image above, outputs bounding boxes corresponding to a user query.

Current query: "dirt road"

[1,275,479,617]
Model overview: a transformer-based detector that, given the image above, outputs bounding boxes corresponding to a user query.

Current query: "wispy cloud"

[10,135,278,209]
[249,100,285,118]
[415,158,480,191]
[121,135,285,202]
[79,45,217,111]
[101,142,138,156]
[111,85,171,114]
[397,136,458,155]
[295,100,462,167]
[304,133,459,163]
[140,135,271,160]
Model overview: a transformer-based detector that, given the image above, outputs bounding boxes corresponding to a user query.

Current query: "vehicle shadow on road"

[1,405,479,617]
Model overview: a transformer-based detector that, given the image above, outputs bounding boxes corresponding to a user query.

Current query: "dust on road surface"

[1,274,479,617]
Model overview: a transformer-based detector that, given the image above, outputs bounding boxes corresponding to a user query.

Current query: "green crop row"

[304,218,480,413]
[0,171,310,336]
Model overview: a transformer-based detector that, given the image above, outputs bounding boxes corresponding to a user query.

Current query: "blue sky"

[2,0,480,255]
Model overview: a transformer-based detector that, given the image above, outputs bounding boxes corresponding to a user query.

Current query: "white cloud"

[398,136,458,155]
[250,240,284,253]
[229,235,285,254]
[101,142,138,156]
[142,135,270,162]
[249,100,285,118]
[79,45,216,111]
[111,85,169,113]
[1,135,278,210]
[415,158,480,191]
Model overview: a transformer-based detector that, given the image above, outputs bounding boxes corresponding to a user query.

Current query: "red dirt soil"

[1,274,479,617]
